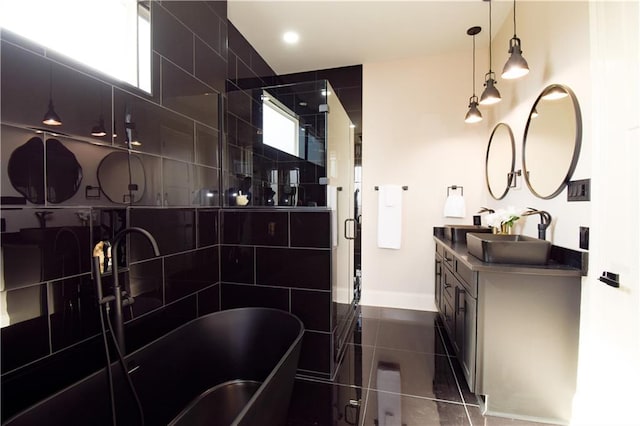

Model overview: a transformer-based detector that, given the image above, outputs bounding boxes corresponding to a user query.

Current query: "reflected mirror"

[8,137,45,204]
[523,84,582,199]
[485,123,515,200]
[97,151,146,204]
[46,139,83,203]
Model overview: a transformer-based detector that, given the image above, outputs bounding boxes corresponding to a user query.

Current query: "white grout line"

[437,325,475,426]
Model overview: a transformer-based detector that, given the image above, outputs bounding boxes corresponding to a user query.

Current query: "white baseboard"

[361,289,437,312]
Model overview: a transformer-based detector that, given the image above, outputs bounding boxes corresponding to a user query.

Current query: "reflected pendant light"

[91,116,107,137]
[91,89,107,137]
[465,26,483,124]
[42,66,62,126]
[480,0,501,105]
[502,0,529,79]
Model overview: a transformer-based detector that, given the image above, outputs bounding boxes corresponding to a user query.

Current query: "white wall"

[361,50,490,310]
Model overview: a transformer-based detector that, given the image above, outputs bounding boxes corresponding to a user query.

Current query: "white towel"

[377,185,402,249]
[444,194,466,218]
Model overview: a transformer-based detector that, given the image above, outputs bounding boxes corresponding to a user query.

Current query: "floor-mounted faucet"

[522,208,552,240]
[93,227,160,354]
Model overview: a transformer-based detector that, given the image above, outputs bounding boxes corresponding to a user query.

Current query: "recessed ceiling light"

[283,31,299,44]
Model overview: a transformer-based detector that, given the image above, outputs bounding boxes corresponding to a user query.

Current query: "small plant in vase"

[485,207,524,234]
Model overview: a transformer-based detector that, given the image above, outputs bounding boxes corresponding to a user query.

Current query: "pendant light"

[42,66,62,126]
[480,0,501,105]
[502,0,529,79]
[465,26,483,124]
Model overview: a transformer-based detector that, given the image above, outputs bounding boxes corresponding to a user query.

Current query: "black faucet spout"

[523,208,552,240]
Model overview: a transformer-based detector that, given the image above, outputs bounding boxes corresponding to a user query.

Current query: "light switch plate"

[568,179,591,201]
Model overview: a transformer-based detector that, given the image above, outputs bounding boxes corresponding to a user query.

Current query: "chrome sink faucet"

[522,208,552,240]
[93,227,160,354]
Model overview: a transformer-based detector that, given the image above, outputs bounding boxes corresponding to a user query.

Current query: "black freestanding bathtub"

[4,308,304,426]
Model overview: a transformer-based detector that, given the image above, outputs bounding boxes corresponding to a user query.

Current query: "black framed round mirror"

[485,123,515,200]
[523,84,582,199]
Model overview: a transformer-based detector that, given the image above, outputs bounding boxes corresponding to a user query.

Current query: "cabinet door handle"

[456,287,466,313]
[444,274,452,288]
[435,260,442,277]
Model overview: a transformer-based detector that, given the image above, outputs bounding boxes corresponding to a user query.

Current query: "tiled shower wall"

[0,2,227,420]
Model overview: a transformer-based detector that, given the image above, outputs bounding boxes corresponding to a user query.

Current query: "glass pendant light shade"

[42,99,62,126]
[502,37,529,79]
[465,96,483,123]
[480,73,501,105]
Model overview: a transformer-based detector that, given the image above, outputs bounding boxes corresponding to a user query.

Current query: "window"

[262,92,299,157]
[0,0,151,93]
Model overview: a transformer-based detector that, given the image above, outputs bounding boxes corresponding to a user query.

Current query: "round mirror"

[485,123,515,200]
[523,84,582,199]
[97,151,146,204]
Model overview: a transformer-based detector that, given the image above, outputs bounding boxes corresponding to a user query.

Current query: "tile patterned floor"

[286,306,555,426]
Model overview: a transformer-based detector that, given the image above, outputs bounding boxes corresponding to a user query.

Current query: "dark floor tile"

[369,348,462,403]
[376,319,446,354]
[286,379,366,426]
[333,343,374,389]
[467,406,557,426]
[343,315,379,347]
[362,391,470,426]
[449,355,479,406]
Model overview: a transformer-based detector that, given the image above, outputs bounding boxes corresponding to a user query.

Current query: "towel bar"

[374,186,408,191]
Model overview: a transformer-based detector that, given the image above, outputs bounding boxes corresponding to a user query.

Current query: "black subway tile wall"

[0,1,226,420]
[221,209,334,378]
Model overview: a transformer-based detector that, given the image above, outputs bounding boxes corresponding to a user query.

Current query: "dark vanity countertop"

[433,233,584,278]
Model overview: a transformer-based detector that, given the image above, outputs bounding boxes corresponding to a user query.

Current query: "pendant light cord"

[512,0,517,37]
[489,0,493,72]
[472,33,476,95]
[49,66,53,100]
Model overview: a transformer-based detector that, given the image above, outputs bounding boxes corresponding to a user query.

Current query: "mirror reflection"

[485,123,515,200]
[523,84,582,199]
[97,151,145,204]
[7,135,83,204]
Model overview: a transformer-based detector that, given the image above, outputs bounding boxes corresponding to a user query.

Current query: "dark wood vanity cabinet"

[433,235,582,424]
[435,243,477,390]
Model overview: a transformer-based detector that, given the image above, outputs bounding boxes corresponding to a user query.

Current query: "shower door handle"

[344,218,356,240]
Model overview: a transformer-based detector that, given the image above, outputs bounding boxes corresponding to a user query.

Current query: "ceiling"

[228,0,514,75]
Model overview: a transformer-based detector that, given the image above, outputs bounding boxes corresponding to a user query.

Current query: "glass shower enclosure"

[223,80,358,360]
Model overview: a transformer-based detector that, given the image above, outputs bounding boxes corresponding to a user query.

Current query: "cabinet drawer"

[455,259,478,298]
[442,247,455,270]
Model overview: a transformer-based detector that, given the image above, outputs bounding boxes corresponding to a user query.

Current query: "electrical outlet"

[579,226,589,250]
